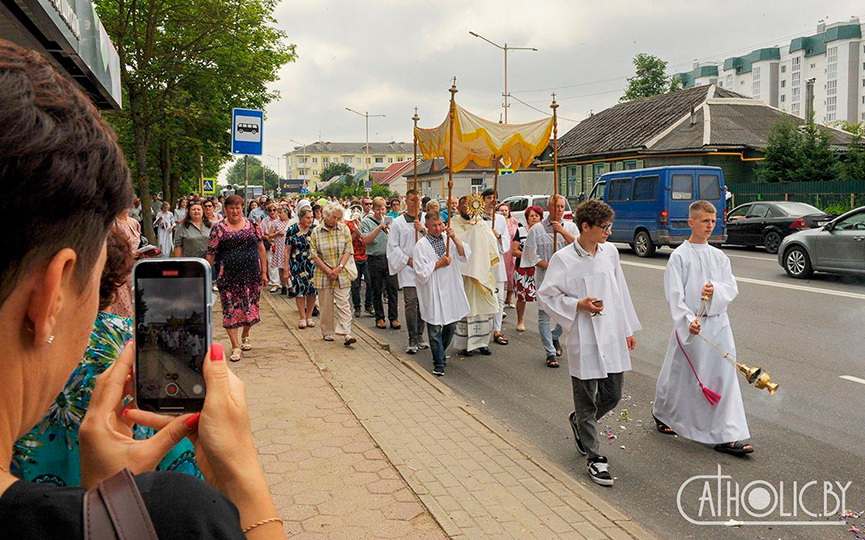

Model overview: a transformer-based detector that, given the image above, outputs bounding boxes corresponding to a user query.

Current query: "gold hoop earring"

[46,335,55,344]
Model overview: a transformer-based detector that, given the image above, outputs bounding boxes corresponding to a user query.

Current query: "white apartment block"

[676,17,865,125]
[282,141,414,181]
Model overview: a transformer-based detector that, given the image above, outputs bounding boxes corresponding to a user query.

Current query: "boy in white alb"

[652,200,753,456]
[413,212,470,376]
[537,200,640,486]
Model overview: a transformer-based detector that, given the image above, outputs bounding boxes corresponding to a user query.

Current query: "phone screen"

[134,259,211,413]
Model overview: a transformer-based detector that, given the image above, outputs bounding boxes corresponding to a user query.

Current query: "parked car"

[778,206,865,279]
[725,201,833,254]
[589,166,727,257]
[502,195,572,227]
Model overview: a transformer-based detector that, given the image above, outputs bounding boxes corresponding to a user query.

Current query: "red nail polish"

[210,343,224,362]
[121,407,131,417]
[185,413,201,430]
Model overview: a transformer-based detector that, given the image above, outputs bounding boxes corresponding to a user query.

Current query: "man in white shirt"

[413,212,470,376]
[482,188,510,347]
[386,189,428,353]
[522,195,580,368]
[652,200,753,456]
[537,200,640,487]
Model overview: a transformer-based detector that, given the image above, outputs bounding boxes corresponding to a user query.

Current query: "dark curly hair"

[99,226,135,311]
[573,199,615,231]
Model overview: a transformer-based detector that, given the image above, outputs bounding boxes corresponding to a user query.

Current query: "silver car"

[778,206,865,279]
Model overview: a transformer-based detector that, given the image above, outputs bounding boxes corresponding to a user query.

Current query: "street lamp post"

[289,138,311,191]
[468,31,537,124]
[267,153,281,195]
[346,107,385,194]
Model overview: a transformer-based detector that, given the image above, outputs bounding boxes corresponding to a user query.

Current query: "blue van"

[588,166,727,257]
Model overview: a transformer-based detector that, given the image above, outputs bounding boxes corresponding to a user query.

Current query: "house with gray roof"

[541,84,852,206]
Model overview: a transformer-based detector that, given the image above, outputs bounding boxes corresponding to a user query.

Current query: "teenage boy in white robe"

[413,212,470,376]
[537,200,640,487]
[652,200,753,456]
[481,188,510,347]
[387,189,428,354]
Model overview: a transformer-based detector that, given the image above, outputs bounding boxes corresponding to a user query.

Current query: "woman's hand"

[261,272,268,287]
[79,342,196,489]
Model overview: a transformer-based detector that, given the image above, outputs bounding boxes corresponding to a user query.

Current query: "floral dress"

[261,217,289,270]
[12,313,201,486]
[286,223,317,297]
[207,219,264,328]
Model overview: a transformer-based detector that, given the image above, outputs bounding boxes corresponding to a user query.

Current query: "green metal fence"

[727,180,865,212]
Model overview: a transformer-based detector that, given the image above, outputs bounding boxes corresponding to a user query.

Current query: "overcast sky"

[226,0,864,178]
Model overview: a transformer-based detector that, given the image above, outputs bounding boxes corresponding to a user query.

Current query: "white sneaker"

[405,346,418,355]
[417,342,430,350]
[587,456,614,487]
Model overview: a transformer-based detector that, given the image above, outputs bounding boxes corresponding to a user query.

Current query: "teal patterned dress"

[12,312,201,486]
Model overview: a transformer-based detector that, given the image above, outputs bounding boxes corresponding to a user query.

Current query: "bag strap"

[83,469,159,540]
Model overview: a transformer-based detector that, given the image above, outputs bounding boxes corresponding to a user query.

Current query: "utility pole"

[346,108,385,194]
[469,31,537,124]
[244,155,249,201]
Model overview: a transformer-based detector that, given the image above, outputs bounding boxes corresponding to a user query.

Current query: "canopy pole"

[446,80,458,256]
[491,156,499,229]
[551,93,559,253]
[413,108,420,243]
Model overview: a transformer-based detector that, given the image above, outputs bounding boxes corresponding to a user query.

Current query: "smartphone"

[133,258,212,414]
[384,215,394,226]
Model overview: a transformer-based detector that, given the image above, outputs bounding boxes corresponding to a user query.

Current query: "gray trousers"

[571,373,624,460]
[401,286,425,346]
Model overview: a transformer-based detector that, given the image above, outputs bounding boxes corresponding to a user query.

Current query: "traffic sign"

[231,108,263,155]
[202,178,217,195]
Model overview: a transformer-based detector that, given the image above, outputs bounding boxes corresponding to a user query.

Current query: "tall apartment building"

[282,141,413,181]
[674,17,865,124]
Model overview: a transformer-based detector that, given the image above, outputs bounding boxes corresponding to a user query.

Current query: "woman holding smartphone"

[206,195,268,362]
[0,39,281,538]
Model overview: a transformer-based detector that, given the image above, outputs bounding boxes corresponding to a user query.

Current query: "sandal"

[298,319,307,329]
[323,334,334,342]
[241,337,252,351]
[376,319,387,329]
[553,339,563,357]
[516,323,526,332]
[714,441,754,456]
[653,415,676,435]
[229,348,242,362]
[493,333,509,345]
[546,356,560,368]
[306,319,316,328]
[344,336,357,347]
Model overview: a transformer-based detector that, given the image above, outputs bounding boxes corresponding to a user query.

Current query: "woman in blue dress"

[285,206,318,329]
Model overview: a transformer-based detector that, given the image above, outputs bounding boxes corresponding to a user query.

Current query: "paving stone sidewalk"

[261,294,654,540]
[216,300,446,539]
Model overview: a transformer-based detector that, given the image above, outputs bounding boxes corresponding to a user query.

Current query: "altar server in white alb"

[652,200,753,456]
[413,212,470,377]
[537,200,640,487]
[387,189,428,354]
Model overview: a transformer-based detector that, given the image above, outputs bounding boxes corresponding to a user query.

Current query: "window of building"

[862,96,865,104]
[313,169,318,175]
[312,157,318,163]
[751,67,761,97]
[827,80,837,97]
[827,63,837,79]
[470,178,483,194]
[827,46,837,63]
[632,176,659,201]
[623,160,639,170]
[671,174,693,200]
[374,157,384,163]
[342,157,351,164]
[781,65,786,74]
[827,96,837,113]
[567,166,578,197]
[792,87,801,102]
[792,103,801,116]
[781,95,786,103]
[593,163,606,181]
[322,157,329,165]
[781,80,786,88]
[388,157,393,163]
[862,79,865,87]
[356,157,362,164]
[791,56,800,70]
[810,63,815,68]
[299,157,307,164]
[725,74,733,88]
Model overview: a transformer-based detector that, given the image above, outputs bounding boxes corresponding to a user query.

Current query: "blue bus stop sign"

[231,108,263,155]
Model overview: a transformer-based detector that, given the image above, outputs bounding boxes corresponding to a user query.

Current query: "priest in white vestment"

[387,189,428,353]
[652,200,753,456]
[413,212,470,376]
[449,196,500,356]
[537,200,640,487]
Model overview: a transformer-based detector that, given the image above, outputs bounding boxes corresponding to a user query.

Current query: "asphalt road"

[347,243,865,539]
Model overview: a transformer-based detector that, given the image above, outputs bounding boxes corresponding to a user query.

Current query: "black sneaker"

[478,347,492,356]
[432,367,444,377]
[281,287,288,296]
[568,411,586,455]
[312,306,320,317]
[365,306,375,316]
[587,456,614,487]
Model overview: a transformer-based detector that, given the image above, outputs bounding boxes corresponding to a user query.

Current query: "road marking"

[620,260,865,300]
[840,375,865,385]
[725,253,776,262]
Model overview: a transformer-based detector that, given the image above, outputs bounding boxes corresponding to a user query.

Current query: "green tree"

[225,157,280,191]
[621,54,679,102]
[758,120,804,183]
[320,162,353,183]
[797,112,841,182]
[96,0,295,241]
[839,122,865,181]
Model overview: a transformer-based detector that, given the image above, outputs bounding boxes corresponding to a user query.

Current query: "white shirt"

[537,241,641,379]
[386,213,424,288]
[489,213,509,283]
[522,219,580,288]
[413,235,471,325]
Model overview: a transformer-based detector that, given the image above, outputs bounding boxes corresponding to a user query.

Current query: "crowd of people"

[0,35,756,539]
